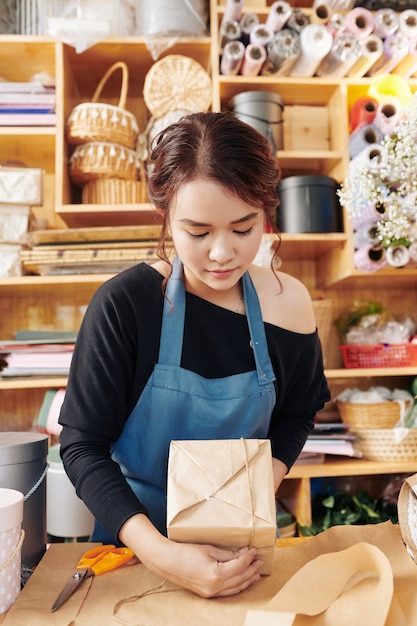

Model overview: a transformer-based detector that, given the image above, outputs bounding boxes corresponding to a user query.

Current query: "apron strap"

[158,257,276,387]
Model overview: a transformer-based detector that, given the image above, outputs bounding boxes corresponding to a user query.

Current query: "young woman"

[59,111,330,598]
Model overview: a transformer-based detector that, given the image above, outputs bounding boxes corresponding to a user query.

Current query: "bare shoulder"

[249,265,316,334]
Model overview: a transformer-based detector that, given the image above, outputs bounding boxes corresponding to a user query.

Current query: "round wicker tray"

[337,399,411,430]
[353,428,417,462]
[143,54,212,119]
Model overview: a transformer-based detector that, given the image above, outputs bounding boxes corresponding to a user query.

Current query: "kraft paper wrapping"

[167,439,276,575]
[4,522,417,625]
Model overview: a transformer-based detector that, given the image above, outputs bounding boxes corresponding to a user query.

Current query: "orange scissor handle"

[76,544,135,576]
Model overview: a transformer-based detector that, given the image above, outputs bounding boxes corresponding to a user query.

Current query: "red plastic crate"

[339,343,417,368]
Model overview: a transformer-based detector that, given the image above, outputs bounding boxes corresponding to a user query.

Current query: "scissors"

[51,544,135,612]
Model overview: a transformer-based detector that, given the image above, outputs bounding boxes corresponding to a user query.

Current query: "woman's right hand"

[119,513,264,598]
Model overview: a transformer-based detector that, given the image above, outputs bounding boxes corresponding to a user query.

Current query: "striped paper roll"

[349,96,378,131]
[220,40,245,75]
[315,31,362,77]
[347,34,384,78]
[399,9,417,39]
[373,8,399,39]
[344,7,374,39]
[262,29,301,76]
[366,31,409,77]
[266,1,292,32]
[289,23,333,76]
[240,43,267,76]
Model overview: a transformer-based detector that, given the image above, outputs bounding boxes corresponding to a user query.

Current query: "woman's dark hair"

[147,111,282,277]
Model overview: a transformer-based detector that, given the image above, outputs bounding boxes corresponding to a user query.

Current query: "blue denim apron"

[92,258,276,541]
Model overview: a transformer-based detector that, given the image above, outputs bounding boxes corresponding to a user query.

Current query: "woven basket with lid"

[143,54,212,119]
[66,61,139,150]
[69,142,138,186]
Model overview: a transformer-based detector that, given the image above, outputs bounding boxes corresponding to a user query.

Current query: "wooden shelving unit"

[1,0,417,525]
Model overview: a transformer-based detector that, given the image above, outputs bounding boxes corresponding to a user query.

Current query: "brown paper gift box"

[166,438,276,575]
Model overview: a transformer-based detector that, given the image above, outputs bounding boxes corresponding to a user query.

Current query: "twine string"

[241,438,255,547]
[0,529,25,572]
[24,463,49,501]
[113,579,182,626]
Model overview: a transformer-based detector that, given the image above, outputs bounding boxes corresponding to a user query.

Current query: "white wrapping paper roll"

[266,1,292,32]
[311,1,331,24]
[349,142,383,173]
[386,244,411,267]
[250,23,274,48]
[289,23,333,77]
[262,29,301,76]
[222,0,244,23]
[316,31,362,77]
[219,20,241,53]
[344,7,374,39]
[240,43,267,76]
[354,222,380,248]
[373,97,401,136]
[373,8,399,39]
[366,31,409,77]
[399,9,417,39]
[349,123,383,160]
[220,40,245,75]
[347,34,384,78]
[239,12,259,45]
[286,8,310,33]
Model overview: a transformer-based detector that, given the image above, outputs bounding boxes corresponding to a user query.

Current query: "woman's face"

[169,178,264,295]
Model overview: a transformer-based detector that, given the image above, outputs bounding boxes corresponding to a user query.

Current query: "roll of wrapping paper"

[386,244,411,267]
[351,202,385,231]
[373,97,401,136]
[239,12,259,46]
[326,13,346,37]
[286,8,311,33]
[344,7,374,39]
[265,1,292,33]
[222,0,244,24]
[311,1,331,24]
[373,8,399,39]
[250,23,274,48]
[219,20,241,54]
[399,9,417,39]
[349,143,382,174]
[262,29,301,76]
[366,31,409,77]
[315,31,362,77]
[289,23,333,77]
[349,123,384,160]
[394,39,417,78]
[349,96,378,131]
[354,222,380,248]
[409,242,417,265]
[240,43,267,76]
[220,40,245,75]
[346,34,384,78]
[354,244,387,272]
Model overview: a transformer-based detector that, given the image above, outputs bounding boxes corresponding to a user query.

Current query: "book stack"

[0,81,56,126]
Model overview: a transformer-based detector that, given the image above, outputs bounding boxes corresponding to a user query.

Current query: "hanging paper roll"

[347,34,384,78]
[373,98,402,136]
[265,1,292,32]
[286,8,311,33]
[219,20,241,54]
[393,39,417,78]
[315,31,362,77]
[350,96,378,131]
[344,7,374,39]
[386,244,411,268]
[326,13,346,37]
[262,29,301,76]
[289,23,333,77]
[399,9,417,39]
[366,31,409,77]
[240,43,267,76]
[239,13,259,46]
[222,0,244,24]
[354,244,387,272]
[373,8,399,39]
[220,40,245,76]
[250,23,275,48]
[349,123,384,159]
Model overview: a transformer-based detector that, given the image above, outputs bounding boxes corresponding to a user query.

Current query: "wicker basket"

[82,178,147,204]
[337,399,412,429]
[69,142,138,186]
[312,299,333,365]
[143,54,212,119]
[353,428,417,461]
[66,62,139,150]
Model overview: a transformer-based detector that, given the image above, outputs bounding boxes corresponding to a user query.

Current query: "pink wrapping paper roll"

[266,0,292,32]
[220,40,245,76]
[222,0,244,24]
[354,244,387,272]
[373,97,402,136]
[240,43,267,76]
[344,7,374,39]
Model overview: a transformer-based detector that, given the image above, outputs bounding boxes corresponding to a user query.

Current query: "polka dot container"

[0,488,23,614]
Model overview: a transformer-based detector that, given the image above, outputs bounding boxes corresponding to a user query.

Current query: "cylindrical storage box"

[0,488,24,614]
[0,433,48,567]
[229,91,284,150]
[46,445,94,540]
[277,175,343,233]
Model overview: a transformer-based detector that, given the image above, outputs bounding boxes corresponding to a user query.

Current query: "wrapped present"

[167,438,276,575]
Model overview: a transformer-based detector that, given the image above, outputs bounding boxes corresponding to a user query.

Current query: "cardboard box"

[167,438,276,575]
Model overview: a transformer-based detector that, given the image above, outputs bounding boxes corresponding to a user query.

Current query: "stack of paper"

[0,81,56,126]
[0,331,76,377]
[301,423,361,458]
